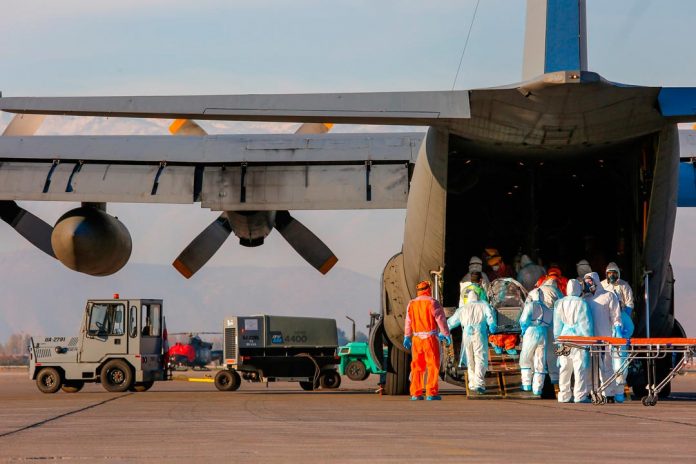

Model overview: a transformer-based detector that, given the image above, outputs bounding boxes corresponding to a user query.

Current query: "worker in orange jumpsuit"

[403,280,451,401]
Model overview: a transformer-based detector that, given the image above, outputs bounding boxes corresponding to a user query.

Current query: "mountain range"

[0,250,381,341]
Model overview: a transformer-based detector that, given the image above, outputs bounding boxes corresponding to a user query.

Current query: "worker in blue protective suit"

[554,279,594,403]
[518,279,563,395]
[583,272,624,402]
[601,262,635,402]
[447,291,497,394]
[516,254,546,291]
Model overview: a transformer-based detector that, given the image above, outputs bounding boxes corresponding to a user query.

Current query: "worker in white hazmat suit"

[460,256,491,300]
[518,279,563,394]
[554,279,594,403]
[516,254,546,291]
[601,262,635,402]
[447,291,497,394]
[576,259,592,278]
[582,272,624,402]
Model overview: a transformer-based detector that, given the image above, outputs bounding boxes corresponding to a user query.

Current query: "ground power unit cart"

[214,315,341,392]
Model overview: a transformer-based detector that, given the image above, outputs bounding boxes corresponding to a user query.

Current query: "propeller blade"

[169,118,207,136]
[274,210,338,274]
[295,122,333,134]
[0,201,55,257]
[1,114,55,258]
[2,114,45,136]
[172,215,232,278]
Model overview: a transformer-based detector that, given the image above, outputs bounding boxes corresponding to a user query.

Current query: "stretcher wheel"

[599,395,607,405]
[641,395,657,407]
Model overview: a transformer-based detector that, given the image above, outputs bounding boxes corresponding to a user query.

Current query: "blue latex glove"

[520,324,528,335]
[625,307,633,317]
[489,324,497,334]
[403,336,412,350]
[612,324,623,338]
[438,333,452,346]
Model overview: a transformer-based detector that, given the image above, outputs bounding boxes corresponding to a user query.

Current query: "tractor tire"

[61,381,84,393]
[214,369,241,391]
[345,360,369,381]
[36,367,62,394]
[319,370,342,389]
[100,359,134,393]
[129,381,155,392]
[384,345,410,396]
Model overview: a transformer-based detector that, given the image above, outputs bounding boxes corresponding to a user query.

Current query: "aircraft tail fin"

[522,0,587,81]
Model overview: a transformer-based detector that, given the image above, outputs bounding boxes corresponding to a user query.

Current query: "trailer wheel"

[214,369,241,391]
[100,359,133,392]
[36,367,62,394]
[129,381,155,392]
[345,360,368,381]
[61,381,84,393]
[299,380,317,391]
[320,371,342,389]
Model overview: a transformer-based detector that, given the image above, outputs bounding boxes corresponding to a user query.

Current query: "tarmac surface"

[1,368,696,463]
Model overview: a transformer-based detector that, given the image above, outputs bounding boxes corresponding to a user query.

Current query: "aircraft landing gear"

[384,344,410,395]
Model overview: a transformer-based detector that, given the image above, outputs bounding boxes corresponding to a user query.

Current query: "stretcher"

[555,336,696,406]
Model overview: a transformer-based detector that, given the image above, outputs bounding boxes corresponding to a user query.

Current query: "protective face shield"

[583,277,596,295]
[469,256,483,273]
[607,271,619,284]
[470,271,482,284]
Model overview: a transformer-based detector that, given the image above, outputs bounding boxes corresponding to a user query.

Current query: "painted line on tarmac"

[0,393,133,439]
[508,400,696,428]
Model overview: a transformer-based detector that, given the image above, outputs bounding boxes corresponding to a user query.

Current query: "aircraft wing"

[0,132,422,210]
[0,91,470,125]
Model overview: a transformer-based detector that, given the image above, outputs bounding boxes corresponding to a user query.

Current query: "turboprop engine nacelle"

[51,206,132,276]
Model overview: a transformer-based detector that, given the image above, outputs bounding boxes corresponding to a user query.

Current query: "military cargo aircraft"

[1,0,695,394]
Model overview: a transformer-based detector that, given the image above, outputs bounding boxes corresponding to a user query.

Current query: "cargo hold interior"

[442,135,655,308]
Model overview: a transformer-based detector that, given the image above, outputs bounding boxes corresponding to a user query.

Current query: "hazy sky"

[2,0,696,334]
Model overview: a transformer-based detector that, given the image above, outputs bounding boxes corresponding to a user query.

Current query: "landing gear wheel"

[129,381,155,392]
[345,360,369,381]
[319,371,341,389]
[61,381,84,393]
[100,359,133,392]
[214,369,241,391]
[36,368,62,394]
[384,345,410,396]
